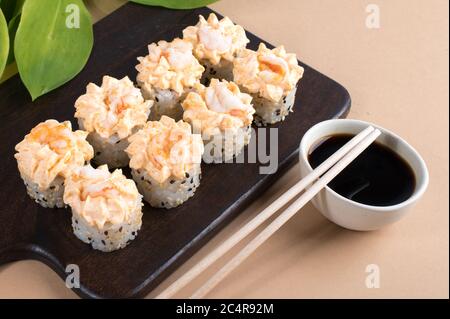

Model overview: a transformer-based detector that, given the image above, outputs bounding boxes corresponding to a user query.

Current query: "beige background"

[0,0,448,298]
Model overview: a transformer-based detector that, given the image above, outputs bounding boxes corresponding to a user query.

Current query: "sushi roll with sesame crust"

[233,43,304,125]
[14,120,94,208]
[183,13,249,85]
[63,165,143,252]
[75,75,152,169]
[182,79,255,163]
[126,116,204,209]
[136,38,204,121]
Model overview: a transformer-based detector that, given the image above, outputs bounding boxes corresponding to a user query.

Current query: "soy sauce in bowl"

[308,134,416,207]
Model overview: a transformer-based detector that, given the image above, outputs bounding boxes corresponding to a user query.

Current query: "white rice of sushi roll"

[233,43,304,126]
[21,176,66,209]
[182,79,255,163]
[251,86,297,126]
[75,75,152,168]
[136,38,204,121]
[183,13,249,85]
[14,120,94,208]
[126,116,204,209]
[131,165,201,209]
[63,165,143,252]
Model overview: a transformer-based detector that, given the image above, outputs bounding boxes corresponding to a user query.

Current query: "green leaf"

[130,0,219,9]
[0,0,23,65]
[10,0,24,59]
[0,9,9,77]
[14,0,93,100]
[6,8,20,64]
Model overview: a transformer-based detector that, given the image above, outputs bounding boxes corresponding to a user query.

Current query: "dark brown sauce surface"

[308,134,416,206]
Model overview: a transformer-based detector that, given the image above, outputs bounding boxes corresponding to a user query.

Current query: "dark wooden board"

[0,3,350,298]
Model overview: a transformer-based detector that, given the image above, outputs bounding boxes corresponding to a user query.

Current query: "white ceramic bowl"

[299,119,429,231]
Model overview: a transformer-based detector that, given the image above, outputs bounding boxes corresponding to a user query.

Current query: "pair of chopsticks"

[156,125,381,299]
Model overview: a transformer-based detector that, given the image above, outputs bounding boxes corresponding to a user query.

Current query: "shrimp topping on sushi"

[14,120,94,208]
[183,13,249,66]
[75,75,152,168]
[233,43,304,125]
[136,38,204,120]
[136,38,203,93]
[234,43,303,103]
[64,165,143,252]
[182,79,255,162]
[127,116,203,184]
[183,79,254,135]
[183,13,249,84]
[126,116,204,208]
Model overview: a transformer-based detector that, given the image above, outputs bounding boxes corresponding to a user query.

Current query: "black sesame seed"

[75,219,78,224]
[161,202,165,206]
[119,227,123,232]
[132,231,136,236]
[155,96,159,102]
[188,188,192,192]
[190,178,193,184]
[116,140,121,144]
[50,186,55,190]
[141,176,144,181]
[185,172,190,178]
[43,198,47,202]
[88,237,92,241]
[96,151,101,156]
[170,180,175,184]
[181,180,186,184]
[104,231,108,236]
[101,240,106,245]
[275,110,281,116]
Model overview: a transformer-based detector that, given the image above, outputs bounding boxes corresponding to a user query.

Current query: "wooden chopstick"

[190,128,381,298]
[156,126,379,299]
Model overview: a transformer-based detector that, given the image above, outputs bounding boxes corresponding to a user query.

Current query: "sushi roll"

[14,120,94,208]
[183,13,249,85]
[75,75,152,169]
[63,165,143,252]
[126,116,204,209]
[182,79,255,163]
[233,43,304,126]
[136,38,204,121]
